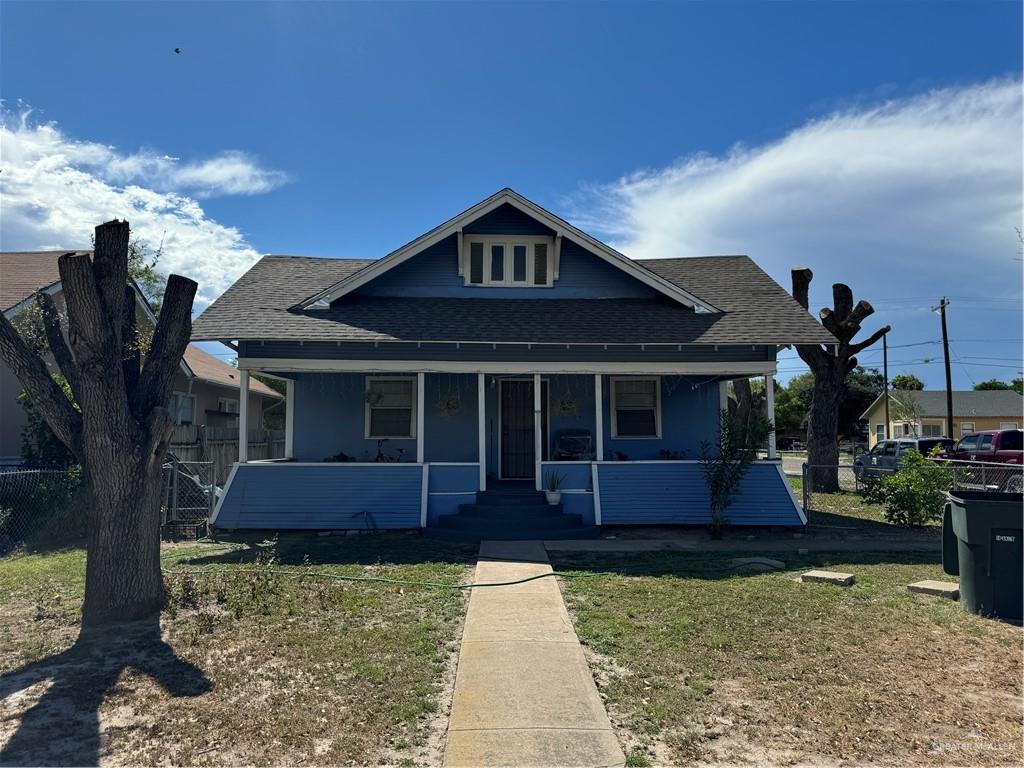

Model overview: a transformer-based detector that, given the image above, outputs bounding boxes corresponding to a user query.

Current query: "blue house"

[193,189,834,537]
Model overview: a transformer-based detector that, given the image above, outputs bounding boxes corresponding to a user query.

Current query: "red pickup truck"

[940,429,1023,492]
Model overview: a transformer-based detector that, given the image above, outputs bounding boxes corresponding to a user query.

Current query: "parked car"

[938,429,1023,492]
[854,437,954,479]
[939,429,1023,463]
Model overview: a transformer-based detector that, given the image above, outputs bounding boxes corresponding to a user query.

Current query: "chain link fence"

[800,459,1023,521]
[0,458,218,553]
[0,467,87,554]
[161,456,217,540]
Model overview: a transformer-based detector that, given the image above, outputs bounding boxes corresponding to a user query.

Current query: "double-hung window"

[365,377,416,439]
[464,236,553,287]
[611,377,661,438]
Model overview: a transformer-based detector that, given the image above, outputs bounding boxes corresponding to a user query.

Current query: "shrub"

[874,450,951,526]
[699,408,773,538]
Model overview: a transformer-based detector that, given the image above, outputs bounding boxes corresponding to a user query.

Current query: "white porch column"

[718,379,729,412]
[594,374,604,462]
[238,370,249,463]
[534,372,542,491]
[477,373,486,491]
[766,374,777,459]
[284,379,295,459]
[416,372,425,464]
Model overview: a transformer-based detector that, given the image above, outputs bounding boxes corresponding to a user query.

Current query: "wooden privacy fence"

[169,425,286,485]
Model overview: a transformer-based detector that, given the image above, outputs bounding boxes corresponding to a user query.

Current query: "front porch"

[213,366,803,532]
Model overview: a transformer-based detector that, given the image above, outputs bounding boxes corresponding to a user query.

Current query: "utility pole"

[932,297,954,438]
[882,331,890,439]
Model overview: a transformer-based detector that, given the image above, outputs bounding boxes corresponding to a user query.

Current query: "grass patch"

[789,475,940,532]
[552,549,1022,766]
[0,533,476,766]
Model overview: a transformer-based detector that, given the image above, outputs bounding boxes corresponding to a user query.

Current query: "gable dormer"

[458,203,560,287]
[297,189,718,311]
[461,234,557,287]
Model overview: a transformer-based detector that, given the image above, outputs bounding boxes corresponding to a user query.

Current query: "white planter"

[545,491,562,505]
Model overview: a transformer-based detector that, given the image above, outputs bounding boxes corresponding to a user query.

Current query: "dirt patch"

[1,542,472,766]
[385,573,470,767]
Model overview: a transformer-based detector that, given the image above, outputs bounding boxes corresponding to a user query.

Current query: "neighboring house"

[194,188,836,533]
[0,251,281,465]
[861,389,1023,447]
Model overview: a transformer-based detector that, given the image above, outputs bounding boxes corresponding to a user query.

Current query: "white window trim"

[364,375,417,439]
[998,422,1019,430]
[462,235,554,287]
[171,391,196,426]
[610,376,662,439]
[960,422,976,434]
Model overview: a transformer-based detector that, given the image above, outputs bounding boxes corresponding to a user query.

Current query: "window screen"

[613,378,659,437]
[513,245,528,282]
[490,244,505,282]
[366,378,414,438]
[469,242,484,284]
[534,243,548,285]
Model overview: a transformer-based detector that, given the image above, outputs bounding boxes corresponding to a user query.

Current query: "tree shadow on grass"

[182,531,479,568]
[804,508,941,535]
[0,616,210,767]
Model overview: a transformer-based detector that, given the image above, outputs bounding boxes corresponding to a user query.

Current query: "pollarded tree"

[0,220,196,625]
[791,268,890,491]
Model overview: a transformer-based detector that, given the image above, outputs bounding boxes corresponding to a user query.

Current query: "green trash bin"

[943,490,1023,621]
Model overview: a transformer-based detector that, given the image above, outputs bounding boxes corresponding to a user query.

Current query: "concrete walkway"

[443,540,624,768]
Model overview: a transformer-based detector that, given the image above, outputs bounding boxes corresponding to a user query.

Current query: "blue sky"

[2,1,1022,387]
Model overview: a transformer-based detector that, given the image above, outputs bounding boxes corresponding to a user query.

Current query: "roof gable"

[296,189,719,312]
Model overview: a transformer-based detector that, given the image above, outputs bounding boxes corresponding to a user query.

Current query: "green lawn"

[551,550,1022,767]
[0,534,476,766]
[789,475,942,531]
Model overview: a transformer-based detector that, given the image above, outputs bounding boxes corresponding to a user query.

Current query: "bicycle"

[374,439,406,463]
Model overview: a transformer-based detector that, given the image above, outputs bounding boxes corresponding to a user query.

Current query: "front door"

[500,380,548,479]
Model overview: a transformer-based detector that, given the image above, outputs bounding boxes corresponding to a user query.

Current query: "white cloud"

[569,79,1023,387]
[572,79,1022,303]
[0,109,287,308]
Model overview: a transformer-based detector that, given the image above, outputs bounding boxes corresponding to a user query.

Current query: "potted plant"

[544,470,565,505]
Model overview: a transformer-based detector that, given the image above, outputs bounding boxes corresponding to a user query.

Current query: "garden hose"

[160,545,788,590]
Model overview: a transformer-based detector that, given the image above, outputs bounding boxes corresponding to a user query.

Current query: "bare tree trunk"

[0,219,196,627]
[805,362,844,492]
[791,267,890,493]
[83,456,166,624]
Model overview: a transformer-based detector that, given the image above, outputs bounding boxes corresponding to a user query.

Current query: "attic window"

[462,235,554,287]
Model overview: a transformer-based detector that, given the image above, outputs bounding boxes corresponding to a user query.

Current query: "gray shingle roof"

[881,389,1023,419]
[191,254,837,346]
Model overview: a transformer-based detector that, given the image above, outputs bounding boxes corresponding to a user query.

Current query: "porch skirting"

[212,460,804,530]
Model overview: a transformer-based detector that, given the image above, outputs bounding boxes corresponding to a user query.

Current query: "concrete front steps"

[428,488,598,542]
